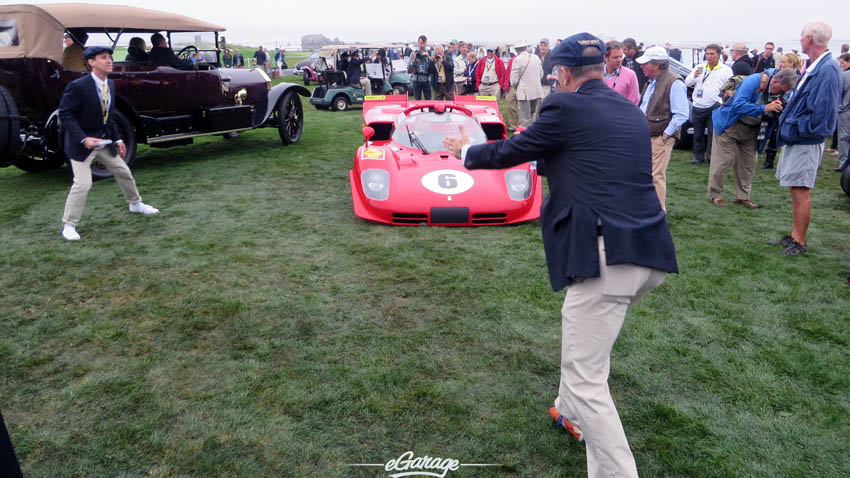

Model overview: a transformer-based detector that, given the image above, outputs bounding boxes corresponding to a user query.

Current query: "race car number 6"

[421,170,475,195]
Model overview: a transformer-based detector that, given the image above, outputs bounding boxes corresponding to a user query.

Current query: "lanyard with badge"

[695,64,714,99]
[608,67,621,88]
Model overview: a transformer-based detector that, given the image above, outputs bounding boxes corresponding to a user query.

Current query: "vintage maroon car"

[0,3,309,178]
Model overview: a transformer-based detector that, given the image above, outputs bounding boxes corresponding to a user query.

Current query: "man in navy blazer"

[444,33,677,478]
[59,46,159,241]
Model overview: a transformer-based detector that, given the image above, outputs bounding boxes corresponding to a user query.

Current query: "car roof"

[318,44,406,57]
[36,3,225,32]
[0,3,224,63]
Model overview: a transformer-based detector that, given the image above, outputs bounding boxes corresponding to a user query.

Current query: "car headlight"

[361,169,389,200]
[505,170,531,201]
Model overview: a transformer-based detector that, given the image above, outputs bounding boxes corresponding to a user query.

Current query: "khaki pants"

[504,87,520,131]
[518,98,541,127]
[650,135,675,211]
[707,121,759,201]
[357,78,372,96]
[62,147,141,227]
[555,236,666,478]
[434,82,454,101]
[478,82,500,98]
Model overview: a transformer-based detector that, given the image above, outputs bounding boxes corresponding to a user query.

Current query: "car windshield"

[170,31,218,62]
[391,111,487,153]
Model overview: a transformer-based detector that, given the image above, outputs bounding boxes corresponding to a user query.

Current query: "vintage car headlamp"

[361,169,389,200]
[505,170,532,201]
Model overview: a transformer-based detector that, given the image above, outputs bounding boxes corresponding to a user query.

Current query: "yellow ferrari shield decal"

[362,149,385,160]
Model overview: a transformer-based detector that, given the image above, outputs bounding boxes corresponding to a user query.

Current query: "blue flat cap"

[83,46,113,60]
[549,32,605,67]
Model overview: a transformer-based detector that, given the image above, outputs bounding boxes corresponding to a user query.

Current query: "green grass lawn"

[1,98,849,477]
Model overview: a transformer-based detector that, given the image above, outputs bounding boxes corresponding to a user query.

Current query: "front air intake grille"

[471,213,507,224]
[392,213,428,224]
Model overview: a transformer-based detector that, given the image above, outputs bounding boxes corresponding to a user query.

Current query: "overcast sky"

[16,0,848,50]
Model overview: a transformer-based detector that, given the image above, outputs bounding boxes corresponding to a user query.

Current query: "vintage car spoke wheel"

[90,110,137,181]
[277,91,303,145]
[0,85,22,166]
[332,95,349,112]
[302,70,310,86]
[841,167,850,196]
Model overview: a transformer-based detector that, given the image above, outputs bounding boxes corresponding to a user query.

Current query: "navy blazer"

[465,79,678,291]
[58,74,121,162]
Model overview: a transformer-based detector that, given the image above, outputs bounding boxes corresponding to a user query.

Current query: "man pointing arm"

[444,32,677,478]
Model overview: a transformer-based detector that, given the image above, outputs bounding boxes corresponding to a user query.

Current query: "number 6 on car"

[349,96,542,226]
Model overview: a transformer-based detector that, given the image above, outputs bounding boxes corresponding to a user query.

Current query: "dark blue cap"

[83,46,113,60]
[548,32,606,67]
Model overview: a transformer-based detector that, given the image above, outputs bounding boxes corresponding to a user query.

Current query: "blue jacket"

[712,71,771,136]
[59,75,121,162]
[464,79,678,291]
[778,52,840,146]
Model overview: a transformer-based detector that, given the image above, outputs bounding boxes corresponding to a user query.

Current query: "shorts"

[775,143,825,189]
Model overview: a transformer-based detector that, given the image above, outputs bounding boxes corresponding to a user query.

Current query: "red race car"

[349,95,542,226]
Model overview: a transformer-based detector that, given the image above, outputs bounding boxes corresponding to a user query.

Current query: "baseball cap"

[539,38,550,45]
[83,46,113,60]
[450,39,458,44]
[548,32,606,67]
[635,46,669,64]
[486,46,495,51]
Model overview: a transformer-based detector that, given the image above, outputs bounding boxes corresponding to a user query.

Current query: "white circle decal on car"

[421,170,475,195]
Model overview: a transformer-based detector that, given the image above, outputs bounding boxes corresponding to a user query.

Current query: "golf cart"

[309,44,410,111]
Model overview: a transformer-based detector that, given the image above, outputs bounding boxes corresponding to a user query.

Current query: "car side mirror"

[362,126,374,144]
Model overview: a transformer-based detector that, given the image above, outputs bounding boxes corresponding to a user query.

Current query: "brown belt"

[482,82,498,85]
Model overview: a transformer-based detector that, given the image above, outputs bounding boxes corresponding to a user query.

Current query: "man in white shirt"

[510,42,544,127]
[684,43,733,164]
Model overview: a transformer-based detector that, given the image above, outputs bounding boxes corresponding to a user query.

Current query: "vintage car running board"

[147,128,252,144]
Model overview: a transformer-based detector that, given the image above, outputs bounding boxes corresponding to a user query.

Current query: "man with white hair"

[769,21,840,256]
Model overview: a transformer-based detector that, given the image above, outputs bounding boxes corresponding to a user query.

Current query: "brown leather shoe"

[711,197,727,207]
[735,199,760,208]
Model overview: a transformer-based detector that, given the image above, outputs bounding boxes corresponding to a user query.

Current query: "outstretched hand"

[442,126,470,159]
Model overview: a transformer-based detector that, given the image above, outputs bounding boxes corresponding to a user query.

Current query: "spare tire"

[841,167,850,196]
[0,85,22,167]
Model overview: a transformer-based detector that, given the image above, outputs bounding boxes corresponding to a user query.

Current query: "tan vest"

[641,70,682,138]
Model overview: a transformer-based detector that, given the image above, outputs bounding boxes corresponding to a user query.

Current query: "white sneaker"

[129,202,159,215]
[62,225,80,241]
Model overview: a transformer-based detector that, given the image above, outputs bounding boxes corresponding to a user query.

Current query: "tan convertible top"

[38,3,225,32]
[0,3,224,62]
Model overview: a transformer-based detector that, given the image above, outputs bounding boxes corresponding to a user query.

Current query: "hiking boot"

[767,235,793,247]
[781,240,807,256]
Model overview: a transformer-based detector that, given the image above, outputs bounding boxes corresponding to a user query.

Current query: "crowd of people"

[413,26,846,257]
[440,21,841,478]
